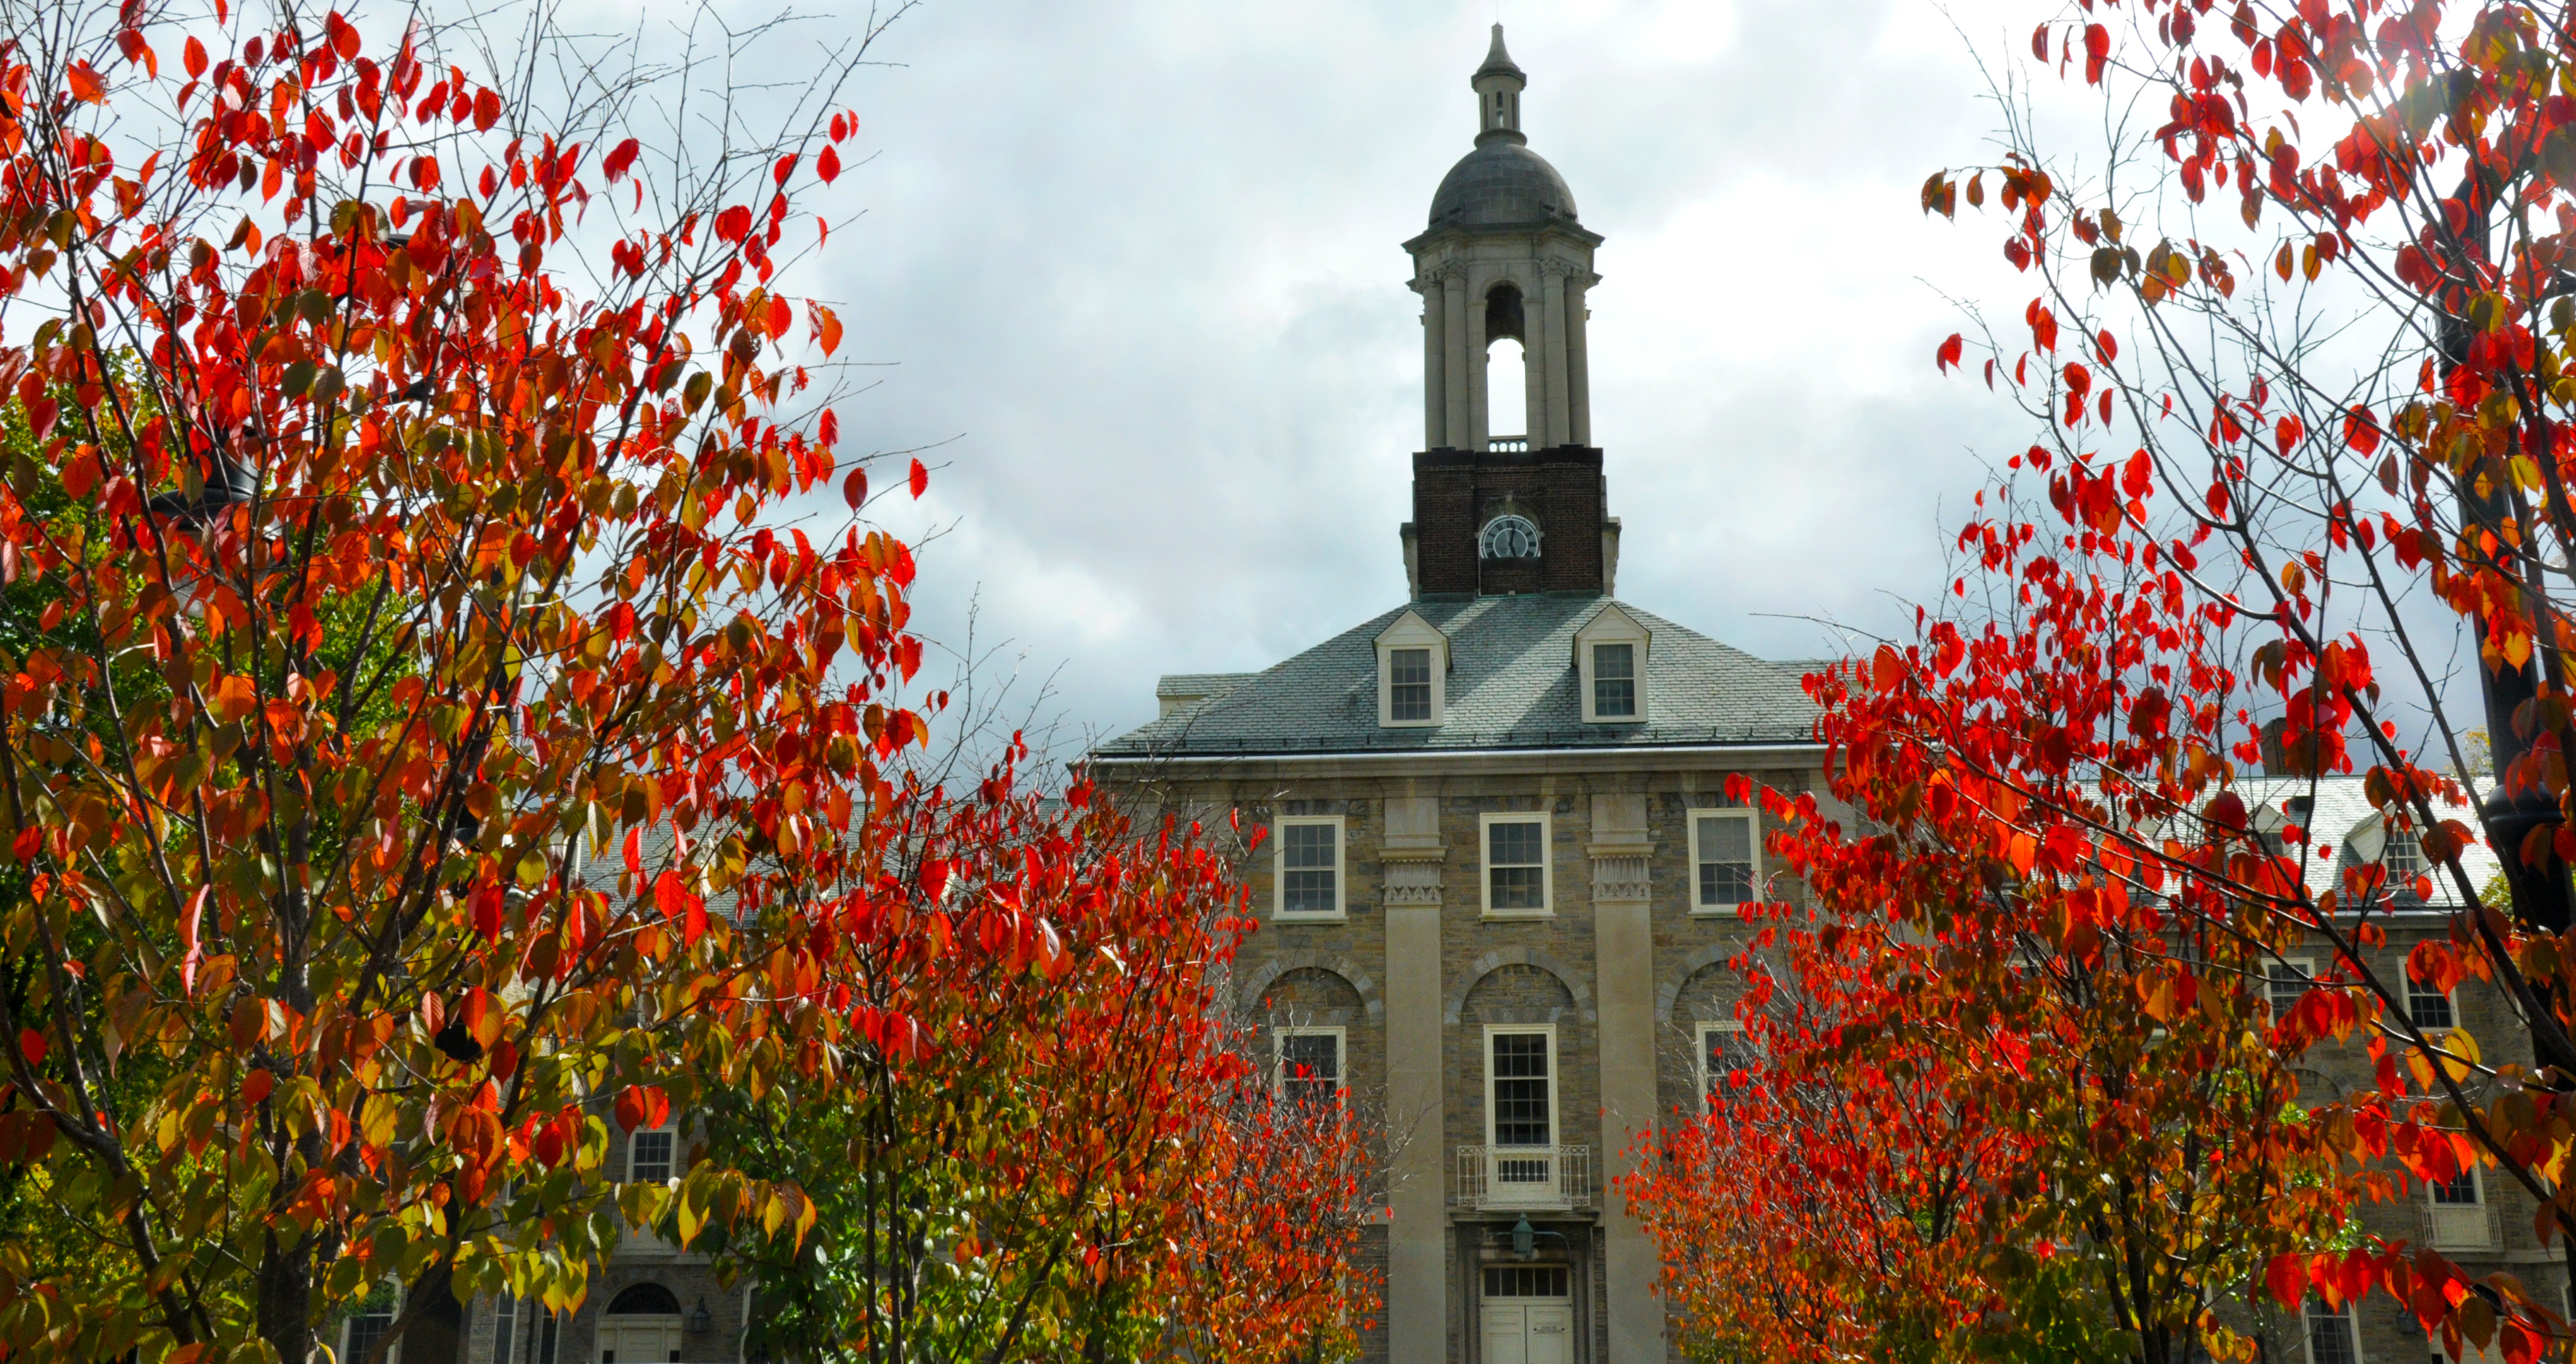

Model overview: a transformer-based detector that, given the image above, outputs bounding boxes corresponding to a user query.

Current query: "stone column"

[1382,794,1449,1362]
[1442,269,1471,451]
[1464,273,1489,452]
[1588,792,1660,1363]
[1567,276,1592,447]
[1420,274,1447,449]
[1541,264,1572,449]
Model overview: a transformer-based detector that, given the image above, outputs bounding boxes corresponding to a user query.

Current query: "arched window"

[606,1284,683,1317]
[1480,514,1541,560]
[1484,284,1528,445]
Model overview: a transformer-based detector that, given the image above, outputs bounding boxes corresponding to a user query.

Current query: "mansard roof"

[1094,594,1819,760]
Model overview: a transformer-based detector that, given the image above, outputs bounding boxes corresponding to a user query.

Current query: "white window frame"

[1272,1025,1348,1113]
[2265,956,2317,1023]
[1696,1020,1754,1113]
[626,1121,679,1186]
[1376,610,1448,728]
[1273,814,1347,920]
[1479,811,1553,919]
[342,1284,402,1364]
[2429,1162,2482,1208]
[1483,1023,1559,1149]
[1574,604,1652,725]
[1687,808,1761,915]
[2300,1296,2360,1364]
[2405,972,2457,1032]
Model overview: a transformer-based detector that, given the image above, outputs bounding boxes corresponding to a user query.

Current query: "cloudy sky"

[791,0,2079,751]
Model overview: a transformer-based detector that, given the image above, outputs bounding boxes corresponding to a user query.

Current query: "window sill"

[1379,718,1443,729]
[1272,911,1349,925]
[1480,908,1554,922]
[1690,904,1751,918]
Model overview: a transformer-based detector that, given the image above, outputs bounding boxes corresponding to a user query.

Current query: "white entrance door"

[597,1316,682,1363]
[1481,1265,1573,1364]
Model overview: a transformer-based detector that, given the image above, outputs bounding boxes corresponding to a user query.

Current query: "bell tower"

[1402,26,1612,601]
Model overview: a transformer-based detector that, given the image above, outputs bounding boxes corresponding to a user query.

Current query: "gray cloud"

[778,0,2110,750]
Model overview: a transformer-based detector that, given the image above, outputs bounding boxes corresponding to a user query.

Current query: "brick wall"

[1412,446,1605,596]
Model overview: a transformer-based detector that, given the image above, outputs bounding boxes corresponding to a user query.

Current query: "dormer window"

[1376,610,1449,727]
[1592,642,1635,718]
[1480,514,1541,559]
[1574,603,1651,724]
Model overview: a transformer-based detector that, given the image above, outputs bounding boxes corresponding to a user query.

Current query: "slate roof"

[2233,775,2501,912]
[1093,594,1821,759]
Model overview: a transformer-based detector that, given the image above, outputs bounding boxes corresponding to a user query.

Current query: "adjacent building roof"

[2234,775,2500,913]
[1095,594,1821,759]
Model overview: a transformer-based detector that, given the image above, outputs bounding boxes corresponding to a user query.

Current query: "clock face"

[1480,513,1541,560]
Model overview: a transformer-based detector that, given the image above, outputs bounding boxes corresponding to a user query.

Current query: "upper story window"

[2407,970,2455,1030]
[1690,810,1759,914]
[1479,513,1541,559]
[1697,1020,1760,1109]
[1275,1027,1346,1117]
[1276,815,1346,919]
[2381,824,2425,879]
[2301,1297,2357,1364]
[1574,604,1650,724]
[1481,811,1552,916]
[628,1122,678,1185]
[1376,610,1448,728]
[1487,1028,1555,1147]
[1592,643,1636,718]
[345,1286,401,1364]
[2264,958,2315,1022]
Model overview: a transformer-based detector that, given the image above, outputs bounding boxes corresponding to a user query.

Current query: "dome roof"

[1427,137,1580,231]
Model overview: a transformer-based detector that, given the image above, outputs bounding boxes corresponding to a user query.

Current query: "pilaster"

[1540,262,1572,449]
[1382,795,1448,1362]
[1419,272,1447,449]
[1588,793,1661,1363]
[1442,268,1470,449]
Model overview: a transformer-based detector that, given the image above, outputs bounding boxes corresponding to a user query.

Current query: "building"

[1089,28,1831,1364]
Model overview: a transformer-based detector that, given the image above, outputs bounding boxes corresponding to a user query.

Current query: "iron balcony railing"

[1455,1145,1591,1211]
[2419,1195,2499,1251]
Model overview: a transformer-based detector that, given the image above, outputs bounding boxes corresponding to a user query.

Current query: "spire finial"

[1471,24,1526,143]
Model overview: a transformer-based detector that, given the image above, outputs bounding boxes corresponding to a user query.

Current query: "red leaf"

[183,35,207,78]
[715,205,753,243]
[602,137,640,182]
[908,459,928,500]
[473,88,501,131]
[17,1028,43,1066]
[774,152,798,186]
[819,146,842,183]
[1935,333,1964,373]
[843,466,868,509]
[2266,1253,2306,1308]
[623,827,642,875]
[472,883,505,944]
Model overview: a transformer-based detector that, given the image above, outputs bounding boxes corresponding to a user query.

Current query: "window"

[1592,643,1636,718]
[628,1125,677,1185]
[1275,816,1345,919]
[2432,1167,2479,1206]
[1484,1265,1572,1298]
[1375,610,1447,727]
[1481,813,1552,916]
[1389,648,1433,721]
[343,1286,399,1364]
[1690,810,1759,913]
[1698,1020,1759,1107]
[493,1295,517,1364]
[2303,1298,2359,1364]
[1275,1028,1345,1115]
[2266,959,2316,1021]
[2381,824,2424,879]
[1487,1028,1555,1148]
[529,1310,558,1364]
[2407,973,2455,1031]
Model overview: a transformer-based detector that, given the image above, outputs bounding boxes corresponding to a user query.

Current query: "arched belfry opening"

[1401,25,1616,600]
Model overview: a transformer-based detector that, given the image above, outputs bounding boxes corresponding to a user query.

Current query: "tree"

[1633,0,2576,1358]
[693,766,1376,1364]
[0,2,921,1359]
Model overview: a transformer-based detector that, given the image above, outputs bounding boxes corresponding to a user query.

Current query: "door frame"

[1459,1221,1594,1364]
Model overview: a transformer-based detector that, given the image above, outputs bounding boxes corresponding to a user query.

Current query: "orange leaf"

[66,62,104,105]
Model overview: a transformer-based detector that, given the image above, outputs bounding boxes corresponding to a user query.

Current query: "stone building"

[1089,28,1830,1364]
